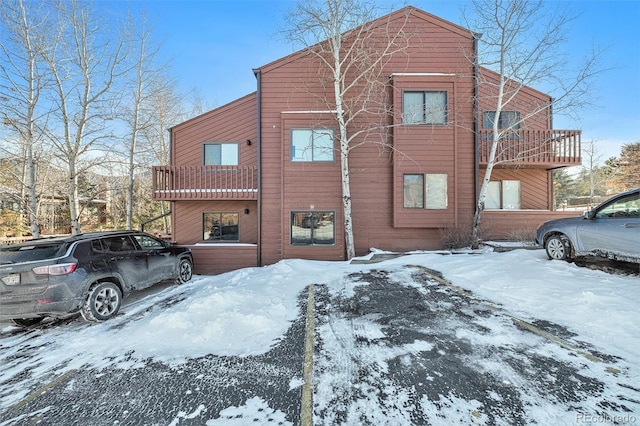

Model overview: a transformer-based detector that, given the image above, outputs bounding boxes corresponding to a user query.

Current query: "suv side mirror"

[582,210,592,219]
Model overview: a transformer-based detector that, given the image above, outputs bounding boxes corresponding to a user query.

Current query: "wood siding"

[171,93,257,167]
[172,200,258,246]
[186,244,257,275]
[481,210,582,241]
[485,168,551,210]
[159,6,582,273]
[259,8,478,260]
[476,67,581,169]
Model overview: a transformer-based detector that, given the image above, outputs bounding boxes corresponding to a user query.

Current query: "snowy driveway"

[0,249,638,425]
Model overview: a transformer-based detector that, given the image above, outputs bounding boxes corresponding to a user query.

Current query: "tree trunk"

[471,123,501,249]
[126,131,136,230]
[27,150,40,238]
[68,170,81,235]
[341,141,355,259]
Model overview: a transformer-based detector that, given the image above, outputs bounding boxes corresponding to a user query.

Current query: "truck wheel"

[81,282,122,322]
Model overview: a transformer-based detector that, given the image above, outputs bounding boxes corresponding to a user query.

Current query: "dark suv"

[0,230,193,327]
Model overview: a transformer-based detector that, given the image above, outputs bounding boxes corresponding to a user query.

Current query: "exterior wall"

[280,113,346,261]
[169,94,260,274]
[162,6,580,274]
[477,68,552,130]
[258,8,478,261]
[186,244,257,275]
[485,168,551,210]
[391,75,476,231]
[173,200,258,245]
[172,200,258,274]
[171,93,258,167]
[481,210,581,241]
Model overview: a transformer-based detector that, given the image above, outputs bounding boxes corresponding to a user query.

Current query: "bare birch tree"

[464,0,603,247]
[282,0,409,259]
[140,76,186,234]
[581,140,602,204]
[0,0,50,237]
[42,0,132,235]
[120,13,165,230]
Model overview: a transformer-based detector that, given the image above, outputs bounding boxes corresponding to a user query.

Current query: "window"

[486,182,502,209]
[204,143,239,165]
[291,129,334,162]
[203,212,239,241]
[291,211,335,245]
[402,91,447,125]
[104,236,136,252]
[403,174,424,208]
[485,180,521,209]
[483,111,520,130]
[403,174,448,209]
[133,234,165,250]
[595,193,640,219]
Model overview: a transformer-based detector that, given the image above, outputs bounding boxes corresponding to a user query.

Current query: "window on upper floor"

[486,180,521,209]
[483,111,521,130]
[291,128,334,162]
[402,91,448,125]
[203,212,239,241]
[291,211,335,245]
[403,174,448,209]
[204,143,239,166]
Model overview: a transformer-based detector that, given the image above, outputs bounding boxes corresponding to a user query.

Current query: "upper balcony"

[479,129,581,168]
[152,165,258,201]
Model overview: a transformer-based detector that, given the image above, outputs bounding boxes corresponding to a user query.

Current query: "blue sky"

[124,0,639,162]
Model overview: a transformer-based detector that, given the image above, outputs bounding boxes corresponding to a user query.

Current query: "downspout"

[169,127,176,241]
[473,36,480,209]
[549,98,555,209]
[252,68,262,267]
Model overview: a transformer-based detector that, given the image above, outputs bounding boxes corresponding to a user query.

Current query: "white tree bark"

[42,0,131,235]
[466,0,603,248]
[283,0,408,259]
[0,0,49,237]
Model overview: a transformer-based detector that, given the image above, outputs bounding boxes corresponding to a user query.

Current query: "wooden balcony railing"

[152,165,258,201]
[479,129,581,167]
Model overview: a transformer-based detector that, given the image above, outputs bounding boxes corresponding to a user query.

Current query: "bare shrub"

[505,228,537,246]
[440,221,474,250]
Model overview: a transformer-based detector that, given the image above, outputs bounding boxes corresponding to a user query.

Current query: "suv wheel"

[11,317,44,327]
[177,258,193,284]
[545,234,571,261]
[81,282,122,322]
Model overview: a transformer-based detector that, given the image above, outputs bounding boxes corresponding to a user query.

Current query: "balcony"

[152,165,258,201]
[479,129,581,168]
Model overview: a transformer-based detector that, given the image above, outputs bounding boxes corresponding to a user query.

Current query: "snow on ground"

[1,248,638,424]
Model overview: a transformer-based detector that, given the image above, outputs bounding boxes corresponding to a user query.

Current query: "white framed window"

[204,143,239,166]
[485,180,521,209]
[403,174,448,209]
[402,91,447,125]
[291,128,334,162]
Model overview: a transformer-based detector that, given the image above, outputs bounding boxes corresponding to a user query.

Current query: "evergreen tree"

[613,142,640,191]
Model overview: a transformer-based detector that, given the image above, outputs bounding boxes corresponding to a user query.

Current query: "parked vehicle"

[536,188,640,263]
[0,230,193,327]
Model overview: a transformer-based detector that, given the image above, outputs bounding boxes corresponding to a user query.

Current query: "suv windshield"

[0,243,67,264]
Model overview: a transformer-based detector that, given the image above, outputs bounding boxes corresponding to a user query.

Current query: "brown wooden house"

[152,7,581,275]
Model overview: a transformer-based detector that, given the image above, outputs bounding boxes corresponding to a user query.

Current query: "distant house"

[152,7,581,274]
